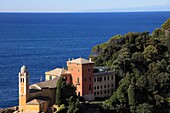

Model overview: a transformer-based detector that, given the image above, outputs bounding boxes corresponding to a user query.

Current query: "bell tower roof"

[20,65,28,74]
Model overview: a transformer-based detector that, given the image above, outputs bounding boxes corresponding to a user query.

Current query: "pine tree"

[67,96,80,113]
[128,82,136,113]
[165,29,170,61]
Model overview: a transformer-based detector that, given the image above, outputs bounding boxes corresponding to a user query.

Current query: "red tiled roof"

[67,58,94,64]
[45,68,71,76]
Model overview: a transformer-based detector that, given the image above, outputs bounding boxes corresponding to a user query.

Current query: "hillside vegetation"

[90,18,170,113]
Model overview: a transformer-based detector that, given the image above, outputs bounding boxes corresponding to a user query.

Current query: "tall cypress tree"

[162,18,170,61]
[56,77,64,105]
[128,83,136,113]
[165,29,170,61]
[56,76,76,106]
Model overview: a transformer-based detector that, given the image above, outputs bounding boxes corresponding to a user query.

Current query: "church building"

[18,66,58,113]
[18,57,115,112]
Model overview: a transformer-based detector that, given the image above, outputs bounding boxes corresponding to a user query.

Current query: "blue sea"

[0,12,170,108]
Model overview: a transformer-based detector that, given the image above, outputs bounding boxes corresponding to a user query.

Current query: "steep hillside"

[90,18,170,113]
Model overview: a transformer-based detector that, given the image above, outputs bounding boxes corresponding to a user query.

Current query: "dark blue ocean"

[0,12,170,108]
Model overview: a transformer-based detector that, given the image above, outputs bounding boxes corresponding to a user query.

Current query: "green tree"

[117,47,131,74]
[136,103,153,113]
[56,76,76,106]
[152,28,164,39]
[128,83,136,113]
[56,104,67,113]
[116,105,131,113]
[143,45,158,62]
[92,19,170,112]
[165,29,170,60]
[162,18,170,30]
[56,77,64,105]
[67,96,80,113]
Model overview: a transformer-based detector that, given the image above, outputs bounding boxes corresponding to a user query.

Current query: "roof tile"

[67,58,94,64]
[45,68,70,76]
[27,99,45,105]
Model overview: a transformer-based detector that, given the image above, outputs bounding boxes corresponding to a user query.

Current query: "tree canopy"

[90,18,170,113]
[56,76,76,106]
[162,18,170,30]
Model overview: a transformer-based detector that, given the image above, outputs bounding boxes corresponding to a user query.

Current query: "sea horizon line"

[0,10,170,14]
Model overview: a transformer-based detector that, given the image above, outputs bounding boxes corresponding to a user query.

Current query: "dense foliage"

[162,18,170,30]
[55,77,80,113]
[90,18,170,113]
[56,76,76,106]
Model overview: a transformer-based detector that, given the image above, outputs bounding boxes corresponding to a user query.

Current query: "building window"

[88,69,90,72]
[20,78,22,82]
[97,86,99,89]
[100,85,102,89]
[77,63,79,66]
[107,76,110,80]
[89,84,92,90]
[97,91,99,95]
[104,77,106,81]
[104,90,106,94]
[111,84,114,87]
[97,77,102,82]
[111,76,114,80]
[94,87,96,90]
[108,84,110,88]
[85,77,86,81]
[71,69,73,71]
[50,76,52,80]
[94,78,96,82]
[101,91,103,94]
[89,77,91,81]
[77,78,80,84]
[100,77,102,81]
[69,63,71,65]
[21,78,24,82]
[104,85,106,88]
[78,92,80,96]
[108,90,110,93]
[94,92,96,95]
[78,69,80,72]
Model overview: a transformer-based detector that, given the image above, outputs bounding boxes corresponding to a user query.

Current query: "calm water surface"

[0,12,170,108]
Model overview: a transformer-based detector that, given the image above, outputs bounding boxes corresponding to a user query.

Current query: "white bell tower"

[18,65,30,112]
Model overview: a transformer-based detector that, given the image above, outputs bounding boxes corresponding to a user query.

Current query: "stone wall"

[0,106,18,113]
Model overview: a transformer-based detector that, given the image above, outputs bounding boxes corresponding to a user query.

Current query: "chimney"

[89,58,92,62]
